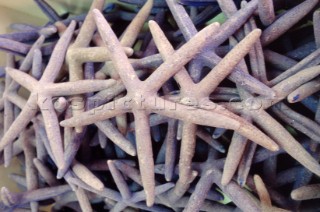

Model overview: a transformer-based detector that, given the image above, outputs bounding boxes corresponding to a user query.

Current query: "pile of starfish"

[0,0,320,211]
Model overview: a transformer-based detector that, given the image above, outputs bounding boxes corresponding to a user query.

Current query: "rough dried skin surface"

[0,0,319,211]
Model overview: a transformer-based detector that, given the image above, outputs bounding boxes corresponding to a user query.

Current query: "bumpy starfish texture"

[60,9,283,206]
[0,21,115,170]
[1,0,320,211]
[149,19,278,199]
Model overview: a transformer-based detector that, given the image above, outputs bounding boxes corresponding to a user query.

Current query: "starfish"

[66,0,106,134]
[221,65,320,177]
[221,11,265,186]
[68,176,174,212]
[253,175,290,211]
[129,114,226,180]
[258,0,275,26]
[166,0,275,96]
[60,8,281,206]
[149,18,278,200]
[0,21,116,170]
[109,159,231,211]
[0,185,71,210]
[58,0,153,178]
[3,36,45,167]
[0,0,319,211]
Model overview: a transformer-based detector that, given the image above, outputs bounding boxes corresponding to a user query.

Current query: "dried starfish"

[291,184,320,200]
[260,0,318,46]
[166,0,275,96]
[150,19,277,200]
[62,10,220,206]
[21,129,39,212]
[221,65,320,177]
[67,0,105,133]
[61,0,152,174]
[258,0,275,26]
[0,21,116,170]
[61,9,281,205]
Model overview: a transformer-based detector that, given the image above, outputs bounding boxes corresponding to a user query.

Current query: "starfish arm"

[261,0,318,46]
[57,129,84,179]
[176,122,197,199]
[272,103,320,141]
[211,167,261,211]
[95,120,136,156]
[165,0,199,41]
[88,80,126,107]
[221,132,248,186]
[115,108,127,135]
[0,98,3,111]
[272,64,320,97]
[197,29,262,96]
[19,35,45,72]
[130,183,174,203]
[107,160,132,200]
[19,185,71,205]
[6,67,38,92]
[132,110,155,207]
[33,158,59,187]
[3,97,14,167]
[216,0,238,17]
[291,184,320,200]
[258,0,276,26]
[7,93,27,109]
[72,0,105,48]
[222,65,320,113]
[145,21,220,92]
[149,96,278,151]
[237,142,258,186]
[200,51,275,96]
[34,0,61,22]
[236,119,278,151]
[149,96,240,129]
[184,169,215,212]
[164,119,178,181]
[67,177,122,201]
[0,95,38,151]
[99,54,162,77]
[247,109,320,177]
[93,9,141,90]
[196,128,225,153]
[67,1,105,134]
[269,50,320,87]
[113,160,143,185]
[254,175,272,207]
[72,162,105,191]
[74,187,92,212]
[44,79,116,96]
[60,96,129,127]
[3,55,15,167]
[287,77,320,103]
[314,11,320,48]
[31,49,43,80]
[40,21,76,83]
[120,0,153,47]
[128,113,170,131]
[39,95,65,169]
[0,37,30,56]
[67,47,133,63]
[149,20,194,88]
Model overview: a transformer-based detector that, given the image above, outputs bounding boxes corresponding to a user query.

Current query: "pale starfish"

[61,9,278,206]
[0,21,116,171]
